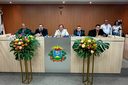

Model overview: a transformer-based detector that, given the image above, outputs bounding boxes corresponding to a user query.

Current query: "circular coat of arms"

[48,45,67,62]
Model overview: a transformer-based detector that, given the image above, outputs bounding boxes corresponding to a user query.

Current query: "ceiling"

[0,0,128,4]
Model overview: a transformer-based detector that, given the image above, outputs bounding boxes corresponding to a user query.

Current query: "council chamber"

[0,0,128,85]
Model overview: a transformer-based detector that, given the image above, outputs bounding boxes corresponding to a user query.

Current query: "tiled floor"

[0,58,128,85]
[122,58,128,68]
[0,73,128,85]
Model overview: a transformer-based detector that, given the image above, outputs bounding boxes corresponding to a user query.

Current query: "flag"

[0,10,5,34]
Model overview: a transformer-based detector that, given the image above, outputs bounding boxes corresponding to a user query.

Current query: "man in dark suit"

[35,24,48,37]
[73,25,85,36]
[88,24,107,37]
[15,23,31,35]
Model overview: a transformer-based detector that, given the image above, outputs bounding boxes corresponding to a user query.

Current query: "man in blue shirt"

[73,25,85,36]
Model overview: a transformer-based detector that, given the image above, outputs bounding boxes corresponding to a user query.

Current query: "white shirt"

[0,24,5,34]
[112,25,122,33]
[100,24,112,35]
[54,29,69,37]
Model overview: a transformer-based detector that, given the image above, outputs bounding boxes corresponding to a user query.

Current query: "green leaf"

[30,52,34,57]
[10,49,14,52]
[15,53,19,60]
[50,50,53,53]
[28,56,32,60]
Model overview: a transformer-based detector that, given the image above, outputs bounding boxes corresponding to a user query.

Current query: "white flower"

[91,50,94,54]
[8,35,16,41]
[19,46,22,50]
[82,44,85,48]
[81,40,84,43]
[88,40,91,43]
[18,42,21,45]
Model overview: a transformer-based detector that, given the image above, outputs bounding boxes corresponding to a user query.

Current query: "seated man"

[54,24,69,37]
[35,24,48,37]
[73,25,85,36]
[88,24,107,37]
[15,23,31,35]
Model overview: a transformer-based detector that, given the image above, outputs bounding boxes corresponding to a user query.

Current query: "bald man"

[15,23,31,35]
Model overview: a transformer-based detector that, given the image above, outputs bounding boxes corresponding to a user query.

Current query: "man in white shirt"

[100,19,112,35]
[54,24,69,37]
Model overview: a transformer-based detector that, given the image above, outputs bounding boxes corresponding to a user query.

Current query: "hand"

[57,34,61,36]
[98,35,102,37]
[61,34,65,37]
[112,29,115,31]
[35,33,41,37]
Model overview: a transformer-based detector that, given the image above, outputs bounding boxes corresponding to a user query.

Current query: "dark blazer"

[15,28,31,35]
[88,29,107,37]
[35,28,48,36]
[73,29,85,36]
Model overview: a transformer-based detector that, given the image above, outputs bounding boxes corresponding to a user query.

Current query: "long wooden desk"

[0,37,124,73]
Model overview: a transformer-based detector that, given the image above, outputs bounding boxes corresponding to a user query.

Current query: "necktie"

[78,32,80,36]
[96,31,98,36]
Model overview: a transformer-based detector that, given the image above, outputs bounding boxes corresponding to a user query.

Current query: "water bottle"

[119,28,122,37]
[46,35,48,37]
[119,30,122,37]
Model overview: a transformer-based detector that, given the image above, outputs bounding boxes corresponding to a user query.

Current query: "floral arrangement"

[9,34,40,60]
[72,37,110,58]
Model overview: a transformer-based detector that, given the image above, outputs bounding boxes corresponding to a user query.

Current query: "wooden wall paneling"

[0,4,128,35]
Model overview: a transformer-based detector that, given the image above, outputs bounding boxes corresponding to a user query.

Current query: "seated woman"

[54,24,69,37]
[112,20,122,36]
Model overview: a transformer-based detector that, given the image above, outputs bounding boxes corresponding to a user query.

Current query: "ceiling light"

[63,1,65,4]
[90,2,92,4]
[10,2,12,4]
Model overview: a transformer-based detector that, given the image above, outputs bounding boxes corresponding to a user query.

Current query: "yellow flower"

[15,39,19,42]
[21,42,23,44]
[27,40,30,42]
[82,44,85,48]
[29,35,34,39]
[15,48,18,51]
[84,43,86,45]
[20,39,22,41]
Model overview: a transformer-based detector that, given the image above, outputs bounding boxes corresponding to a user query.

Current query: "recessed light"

[10,2,12,4]
[89,2,92,4]
[63,1,65,4]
